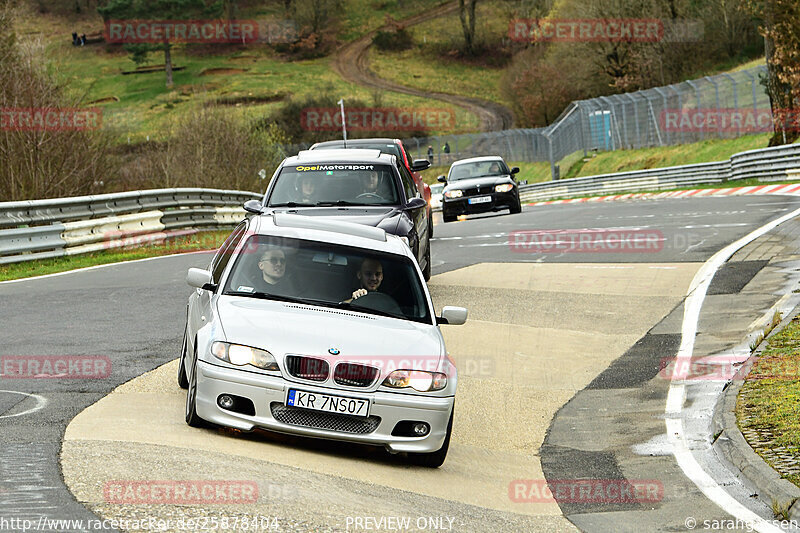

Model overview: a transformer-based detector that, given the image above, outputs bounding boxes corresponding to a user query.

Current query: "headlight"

[495,184,514,193]
[444,189,463,199]
[383,370,447,391]
[211,341,279,371]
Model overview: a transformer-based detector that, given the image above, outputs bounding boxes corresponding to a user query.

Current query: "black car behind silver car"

[244,149,432,280]
[439,156,523,223]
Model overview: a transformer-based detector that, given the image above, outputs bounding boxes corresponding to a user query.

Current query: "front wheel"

[185,351,208,428]
[422,242,431,281]
[442,211,456,223]
[509,198,522,214]
[177,330,189,389]
[408,406,453,468]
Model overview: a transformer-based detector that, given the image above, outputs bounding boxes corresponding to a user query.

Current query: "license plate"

[468,195,492,205]
[286,389,370,417]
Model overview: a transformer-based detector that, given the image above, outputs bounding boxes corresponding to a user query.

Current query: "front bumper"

[195,360,454,453]
[443,191,518,216]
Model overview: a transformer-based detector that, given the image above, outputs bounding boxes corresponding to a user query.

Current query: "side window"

[211,222,247,283]
[397,164,419,201]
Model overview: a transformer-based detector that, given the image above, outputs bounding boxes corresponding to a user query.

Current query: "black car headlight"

[495,184,514,193]
[444,190,463,199]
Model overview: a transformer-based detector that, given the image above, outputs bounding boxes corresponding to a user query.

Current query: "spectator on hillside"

[443,142,450,154]
[72,32,79,46]
[427,145,434,163]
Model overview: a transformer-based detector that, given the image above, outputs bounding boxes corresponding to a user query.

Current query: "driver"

[359,170,386,200]
[488,161,501,174]
[346,257,383,302]
[297,175,316,204]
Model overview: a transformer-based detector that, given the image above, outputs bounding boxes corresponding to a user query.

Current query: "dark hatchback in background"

[309,138,434,236]
[244,149,432,280]
[439,156,524,223]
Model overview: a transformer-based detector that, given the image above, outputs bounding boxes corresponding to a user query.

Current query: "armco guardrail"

[0,188,261,265]
[518,143,800,202]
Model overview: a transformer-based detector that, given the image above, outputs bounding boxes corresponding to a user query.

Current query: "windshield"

[268,163,400,206]
[315,143,402,159]
[430,184,444,195]
[223,235,432,324]
[448,160,508,181]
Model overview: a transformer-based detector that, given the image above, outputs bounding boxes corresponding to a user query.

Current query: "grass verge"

[737,311,800,487]
[0,230,230,282]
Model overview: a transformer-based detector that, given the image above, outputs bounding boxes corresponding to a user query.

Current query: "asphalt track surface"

[2,194,800,532]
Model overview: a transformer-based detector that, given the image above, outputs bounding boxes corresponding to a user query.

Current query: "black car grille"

[462,186,491,197]
[333,362,380,387]
[270,403,380,434]
[285,355,329,382]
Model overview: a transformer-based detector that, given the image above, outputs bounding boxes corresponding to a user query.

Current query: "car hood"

[446,176,512,190]
[267,207,400,233]
[215,296,443,371]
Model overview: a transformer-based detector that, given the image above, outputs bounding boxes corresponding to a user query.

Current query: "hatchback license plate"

[286,389,370,417]
[468,195,492,205]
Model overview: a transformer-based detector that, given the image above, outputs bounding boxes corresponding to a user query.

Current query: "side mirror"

[510,166,520,174]
[244,199,264,214]
[187,268,216,291]
[437,175,447,183]
[411,159,431,171]
[438,306,467,325]
[404,197,427,210]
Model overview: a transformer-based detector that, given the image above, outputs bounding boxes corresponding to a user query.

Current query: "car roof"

[250,214,409,256]
[286,149,393,165]
[311,138,399,147]
[450,156,505,166]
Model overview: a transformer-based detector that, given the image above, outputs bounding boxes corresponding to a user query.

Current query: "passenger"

[252,247,294,294]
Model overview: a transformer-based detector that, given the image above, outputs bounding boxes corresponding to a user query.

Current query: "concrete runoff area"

[61,263,700,531]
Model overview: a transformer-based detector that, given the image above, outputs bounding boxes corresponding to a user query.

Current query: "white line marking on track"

[0,251,206,285]
[665,204,800,533]
[0,390,48,419]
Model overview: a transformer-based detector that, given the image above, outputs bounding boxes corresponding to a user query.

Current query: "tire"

[185,349,208,428]
[510,198,522,214]
[428,212,434,238]
[422,241,431,281]
[442,211,456,223]
[408,406,453,468]
[177,330,189,390]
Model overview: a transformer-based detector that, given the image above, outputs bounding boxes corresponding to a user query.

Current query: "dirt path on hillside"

[332,2,514,131]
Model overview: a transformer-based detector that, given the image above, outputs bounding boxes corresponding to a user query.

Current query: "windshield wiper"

[269,202,316,207]
[314,200,361,207]
[338,301,403,320]
[226,291,342,308]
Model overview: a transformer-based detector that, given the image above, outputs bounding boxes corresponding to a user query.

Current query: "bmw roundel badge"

[328,348,340,355]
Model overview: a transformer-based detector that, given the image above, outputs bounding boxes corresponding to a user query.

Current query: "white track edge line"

[666,204,800,532]
[0,251,209,285]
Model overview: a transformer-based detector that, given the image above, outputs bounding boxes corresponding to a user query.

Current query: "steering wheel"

[355,192,384,200]
[347,291,402,316]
